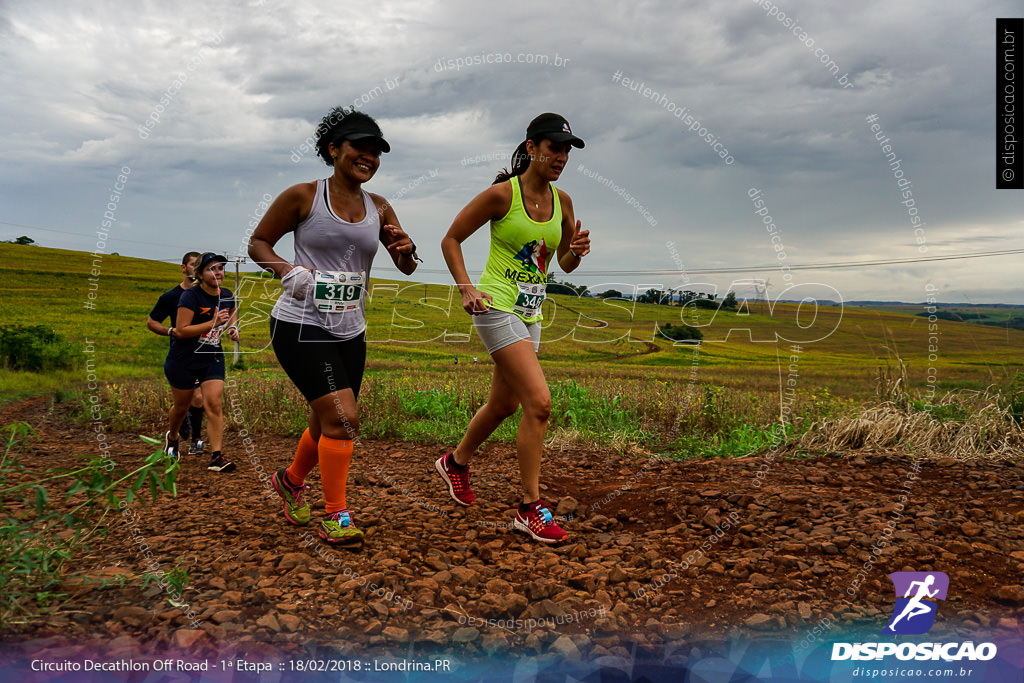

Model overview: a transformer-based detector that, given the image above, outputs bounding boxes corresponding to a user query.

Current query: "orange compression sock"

[318,436,354,513]
[285,428,319,485]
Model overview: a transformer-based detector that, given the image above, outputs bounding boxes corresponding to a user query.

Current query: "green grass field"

[3,242,1023,455]
[850,301,1024,330]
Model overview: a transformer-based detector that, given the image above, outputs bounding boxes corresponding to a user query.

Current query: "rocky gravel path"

[2,398,1023,665]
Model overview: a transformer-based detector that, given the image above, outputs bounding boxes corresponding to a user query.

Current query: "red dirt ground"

[1,396,1023,666]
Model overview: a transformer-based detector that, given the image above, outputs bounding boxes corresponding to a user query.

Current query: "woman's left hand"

[384,224,418,259]
[569,220,590,258]
[227,326,239,342]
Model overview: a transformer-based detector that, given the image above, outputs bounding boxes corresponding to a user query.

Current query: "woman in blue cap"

[163,251,238,472]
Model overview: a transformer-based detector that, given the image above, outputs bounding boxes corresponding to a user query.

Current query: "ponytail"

[493,140,533,185]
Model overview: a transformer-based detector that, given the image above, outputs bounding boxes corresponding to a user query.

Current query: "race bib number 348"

[512,282,546,318]
[313,271,364,313]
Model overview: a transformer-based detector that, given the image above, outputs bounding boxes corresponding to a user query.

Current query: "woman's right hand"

[460,286,493,316]
[281,266,314,301]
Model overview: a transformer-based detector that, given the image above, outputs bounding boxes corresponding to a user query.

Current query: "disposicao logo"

[883,571,948,635]
[832,571,997,663]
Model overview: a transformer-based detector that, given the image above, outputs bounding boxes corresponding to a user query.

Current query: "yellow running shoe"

[319,509,364,546]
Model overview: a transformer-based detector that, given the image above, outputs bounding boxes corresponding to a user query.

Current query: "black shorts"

[164,354,225,390]
[270,317,366,402]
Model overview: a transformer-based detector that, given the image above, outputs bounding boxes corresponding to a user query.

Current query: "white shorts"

[473,309,541,354]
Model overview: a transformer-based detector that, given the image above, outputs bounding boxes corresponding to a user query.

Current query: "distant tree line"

[546,273,588,296]
[917,309,1024,331]
[546,276,745,315]
[627,288,739,311]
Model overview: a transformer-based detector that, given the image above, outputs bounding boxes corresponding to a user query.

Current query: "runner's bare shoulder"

[482,181,514,220]
[266,181,319,228]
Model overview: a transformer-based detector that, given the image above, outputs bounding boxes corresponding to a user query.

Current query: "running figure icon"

[882,571,949,635]
[887,575,938,631]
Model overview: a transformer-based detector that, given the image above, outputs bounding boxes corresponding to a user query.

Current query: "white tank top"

[271,179,380,339]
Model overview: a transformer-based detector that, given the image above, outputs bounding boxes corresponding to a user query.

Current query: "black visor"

[526,113,584,148]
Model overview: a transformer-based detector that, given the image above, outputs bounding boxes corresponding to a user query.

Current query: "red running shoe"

[514,500,568,544]
[435,452,475,506]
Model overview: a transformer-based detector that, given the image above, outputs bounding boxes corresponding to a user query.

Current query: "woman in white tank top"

[248,107,419,546]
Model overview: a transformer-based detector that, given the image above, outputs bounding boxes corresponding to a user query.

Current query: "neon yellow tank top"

[478,177,562,323]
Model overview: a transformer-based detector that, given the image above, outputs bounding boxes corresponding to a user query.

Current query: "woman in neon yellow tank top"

[438,113,591,544]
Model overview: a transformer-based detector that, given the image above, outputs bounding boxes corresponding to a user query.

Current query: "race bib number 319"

[313,271,364,313]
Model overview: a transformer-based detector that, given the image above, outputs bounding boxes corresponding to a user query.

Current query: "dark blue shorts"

[164,355,225,390]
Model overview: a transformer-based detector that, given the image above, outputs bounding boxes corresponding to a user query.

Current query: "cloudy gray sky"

[2,0,1022,303]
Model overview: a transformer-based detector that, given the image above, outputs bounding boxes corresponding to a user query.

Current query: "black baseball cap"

[196,252,228,273]
[338,117,391,153]
[526,113,584,149]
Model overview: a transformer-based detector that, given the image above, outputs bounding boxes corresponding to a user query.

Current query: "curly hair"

[314,107,383,167]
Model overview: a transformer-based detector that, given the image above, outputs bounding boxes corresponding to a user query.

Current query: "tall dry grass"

[68,362,1024,459]
[797,366,1024,459]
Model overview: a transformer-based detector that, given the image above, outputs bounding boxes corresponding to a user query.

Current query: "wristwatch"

[409,240,424,263]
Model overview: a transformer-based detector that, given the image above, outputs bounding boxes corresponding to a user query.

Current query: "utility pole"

[226,255,247,365]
